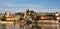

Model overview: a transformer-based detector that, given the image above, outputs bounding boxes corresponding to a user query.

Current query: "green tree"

[1,15,6,21]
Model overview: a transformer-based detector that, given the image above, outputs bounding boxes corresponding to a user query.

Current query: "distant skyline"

[0,0,60,13]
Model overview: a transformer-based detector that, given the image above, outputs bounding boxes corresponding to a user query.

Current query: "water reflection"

[0,22,60,29]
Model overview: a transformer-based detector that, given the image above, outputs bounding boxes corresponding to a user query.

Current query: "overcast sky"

[0,0,60,13]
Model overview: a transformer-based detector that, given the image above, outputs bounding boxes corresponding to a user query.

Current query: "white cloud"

[11,0,15,2]
[0,1,60,13]
[1,3,46,8]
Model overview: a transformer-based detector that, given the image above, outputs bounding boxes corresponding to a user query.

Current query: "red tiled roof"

[6,15,16,18]
[40,16,56,20]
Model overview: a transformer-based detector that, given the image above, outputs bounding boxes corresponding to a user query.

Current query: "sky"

[0,0,60,13]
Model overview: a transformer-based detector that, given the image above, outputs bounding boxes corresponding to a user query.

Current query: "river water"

[0,22,60,29]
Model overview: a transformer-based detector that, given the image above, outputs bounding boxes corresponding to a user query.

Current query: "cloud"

[0,0,15,3]
[1,3,46,8]
[0,0,60,13]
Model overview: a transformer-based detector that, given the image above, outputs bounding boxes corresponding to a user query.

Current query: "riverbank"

[0,21,14,24]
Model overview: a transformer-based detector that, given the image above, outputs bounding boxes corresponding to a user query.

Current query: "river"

[0,22,60,29]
